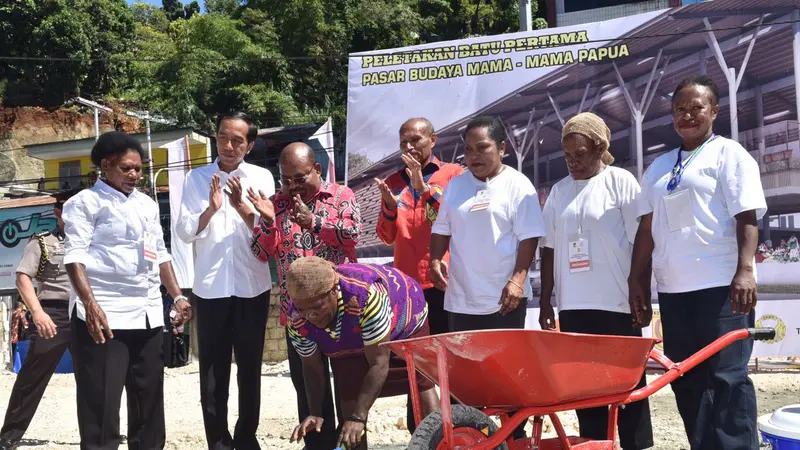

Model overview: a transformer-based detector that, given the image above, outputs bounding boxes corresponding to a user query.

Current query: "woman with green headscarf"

[538,112,653,450]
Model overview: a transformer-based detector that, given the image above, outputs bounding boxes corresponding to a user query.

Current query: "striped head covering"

[562,112,615,165]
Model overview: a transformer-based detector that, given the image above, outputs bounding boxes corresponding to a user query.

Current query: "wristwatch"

[174,294,188,305]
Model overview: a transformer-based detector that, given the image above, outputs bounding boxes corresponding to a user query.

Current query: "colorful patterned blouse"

[250,182,361,326]
[287,264,428,358]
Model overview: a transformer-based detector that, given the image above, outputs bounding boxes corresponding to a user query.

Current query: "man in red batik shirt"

[375,117,464,335]
[232,142,361,450]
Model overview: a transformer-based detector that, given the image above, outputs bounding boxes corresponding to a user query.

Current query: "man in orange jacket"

[374,117,464,335]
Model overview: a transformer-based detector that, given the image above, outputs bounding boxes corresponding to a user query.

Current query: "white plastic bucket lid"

[759,405,800,440]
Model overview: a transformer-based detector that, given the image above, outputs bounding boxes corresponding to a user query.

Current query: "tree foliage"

[205,0,241,15]
[162,0,201,21]
[0,0,135,105]
[1,0,547,144]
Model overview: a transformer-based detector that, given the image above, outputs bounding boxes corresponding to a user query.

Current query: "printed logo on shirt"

[424,184,443,226]
[395,186,411,211]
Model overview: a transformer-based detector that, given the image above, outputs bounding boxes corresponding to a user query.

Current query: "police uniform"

[0,231,72,448]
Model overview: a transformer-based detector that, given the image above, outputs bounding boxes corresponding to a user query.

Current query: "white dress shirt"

[175,159,275,299]
[62,179,171,330]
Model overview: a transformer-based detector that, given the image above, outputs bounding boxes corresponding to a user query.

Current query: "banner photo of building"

[346,0,800,282]
[0,205,57,292]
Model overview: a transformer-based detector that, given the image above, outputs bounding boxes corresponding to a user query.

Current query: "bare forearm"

[66,263,96,305]
[302,356,328,417]
[196,207,217,235]
[353,361,389,419]
[430,233,451,262]
[735,210,759,273]
[159,262,183,299]
[15,274,43,313]
[539,247,555,306]
[511,238,537,285]
[629,216,654,284]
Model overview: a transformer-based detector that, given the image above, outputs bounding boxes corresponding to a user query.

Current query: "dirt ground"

[0,361,797,450]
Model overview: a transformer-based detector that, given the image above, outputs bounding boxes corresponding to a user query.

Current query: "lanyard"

[574,180,590,235]
[666,134,717,193]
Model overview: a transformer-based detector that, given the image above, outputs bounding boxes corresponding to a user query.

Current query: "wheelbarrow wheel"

[408,405,509,450]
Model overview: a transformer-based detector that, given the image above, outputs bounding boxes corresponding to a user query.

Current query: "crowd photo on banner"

[1,0,799,449]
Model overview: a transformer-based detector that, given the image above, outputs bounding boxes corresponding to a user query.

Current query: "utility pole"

[126,110,174,199]
[74,97,113,180]
[519,0,533,32]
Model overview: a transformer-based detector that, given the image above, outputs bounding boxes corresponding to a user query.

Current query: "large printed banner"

[524,298,800,359]
[346,0,799,199]
[0,206,57,292]
[346,9,664,169]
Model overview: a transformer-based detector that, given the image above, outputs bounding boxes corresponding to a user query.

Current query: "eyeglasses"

[294,286,337,320]
[280,168,315,187]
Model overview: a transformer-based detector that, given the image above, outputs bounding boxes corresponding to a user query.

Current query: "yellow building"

[25,128,212,191]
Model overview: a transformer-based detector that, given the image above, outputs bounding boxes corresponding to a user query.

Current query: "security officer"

[0,194,74,450]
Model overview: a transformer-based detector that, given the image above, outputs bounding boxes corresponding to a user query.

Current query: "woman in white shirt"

[538,112,653,450]
[430,115,546,440]
[629,76,766,450]
[63,131,191,450]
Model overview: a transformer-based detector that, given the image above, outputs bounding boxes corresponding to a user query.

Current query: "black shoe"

[0,438,18,450]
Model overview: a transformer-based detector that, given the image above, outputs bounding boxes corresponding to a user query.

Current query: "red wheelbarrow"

[383,327,775,449]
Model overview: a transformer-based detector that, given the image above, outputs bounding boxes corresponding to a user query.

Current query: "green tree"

[245,0,547,153]
[162,0,183,21]
[163,0,201,21]
[0,0,135,106]
[123,13,305,132]
[2,0,548,146]
[184,1,201,19]
[206,0,240,15]
[131,1,170,32]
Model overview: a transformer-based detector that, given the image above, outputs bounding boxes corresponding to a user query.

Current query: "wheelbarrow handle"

[633,327,776,404]
[748,327,776,341]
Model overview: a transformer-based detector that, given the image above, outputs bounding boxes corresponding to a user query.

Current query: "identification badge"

[469,190,490,212]
[143,231,158,263]
[568,232,591,273]
[663,189,694,232]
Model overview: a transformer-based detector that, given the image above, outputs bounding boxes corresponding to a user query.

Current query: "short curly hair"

[463,116,506,146]
[90,131,145,168]
[672,75,720,106]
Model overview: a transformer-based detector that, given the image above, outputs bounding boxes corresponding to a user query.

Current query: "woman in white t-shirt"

[430,115,546,439]
[538,112,653,449]
[629,76,766,450]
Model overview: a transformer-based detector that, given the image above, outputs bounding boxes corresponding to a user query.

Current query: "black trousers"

[423,287,448,335]
[194,292,270,450]
[658,287,757,450]
[448,300,528,440]
[70,312,165,450]
[0,302,70,444]
[558,309,654,450]
[286,331,343,450]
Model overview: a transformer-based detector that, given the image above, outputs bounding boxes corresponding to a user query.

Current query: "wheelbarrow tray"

[385,329,659,408]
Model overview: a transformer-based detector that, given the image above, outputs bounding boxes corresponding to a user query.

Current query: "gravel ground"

[0,361,797,450]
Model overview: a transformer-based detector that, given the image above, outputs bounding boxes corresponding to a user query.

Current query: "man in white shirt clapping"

[176,112,275,450]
